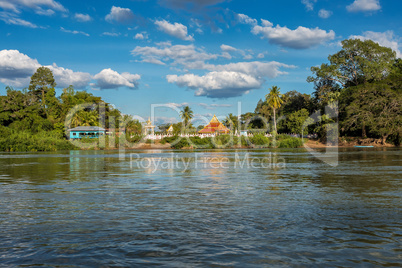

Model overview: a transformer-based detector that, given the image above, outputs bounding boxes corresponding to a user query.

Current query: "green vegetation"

[0,67,142,152]
[1,38,400,151]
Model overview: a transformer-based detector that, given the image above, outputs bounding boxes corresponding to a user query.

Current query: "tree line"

[0,38,401,151]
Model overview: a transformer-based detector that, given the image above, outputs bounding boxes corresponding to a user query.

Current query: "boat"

[354,145,374,148]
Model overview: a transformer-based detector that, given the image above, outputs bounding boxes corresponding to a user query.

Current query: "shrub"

[249,134,271,147]
[277,137,304,148]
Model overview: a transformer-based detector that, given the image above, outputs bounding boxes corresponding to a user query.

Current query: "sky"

[1,0,401,126]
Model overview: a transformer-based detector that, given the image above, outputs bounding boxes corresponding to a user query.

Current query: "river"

[0,148,401,267]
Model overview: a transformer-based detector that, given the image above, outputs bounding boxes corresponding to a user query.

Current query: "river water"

[0,148,401,267]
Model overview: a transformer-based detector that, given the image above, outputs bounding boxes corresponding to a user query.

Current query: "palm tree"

[180,106,193,129]
[266,86,284,133]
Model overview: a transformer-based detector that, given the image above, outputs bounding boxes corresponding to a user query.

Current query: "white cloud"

[132,41,294,98]
[46,63,91,89]
[74,13,92,22]
[167,71,262,98]
[134,33,148,40]
[211,61,294,78]
[93,68,141,89]
[252,23,335,49]
[131,43,218,69]
[153,116,179,125]
[318,9,333,19]
[198,103,232,109]
[105,6,134,24]
[0,50,91,89]
[301,0,317,11]
[166,102,190,108]
[0,12,38,28]
[220,44,237,52]
[158,0,227,10]
[346,0,381,12]
[350,31,402,58]
[102,32,121,37]
[237,13,257,25]
[261,19,273,27]
[35,8,55,16]
[166,61,294,98]
[0,49,40,86]
[0,0,67,14]
[60,27,89,37]
[154,20,194,41]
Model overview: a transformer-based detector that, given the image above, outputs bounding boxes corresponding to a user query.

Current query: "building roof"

[198,115,230,134]
[68,126,106,132]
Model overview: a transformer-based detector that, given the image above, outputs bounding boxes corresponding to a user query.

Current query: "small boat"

[354,145,374,148]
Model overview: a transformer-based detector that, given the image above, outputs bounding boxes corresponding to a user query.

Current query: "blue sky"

[1,0,401,126]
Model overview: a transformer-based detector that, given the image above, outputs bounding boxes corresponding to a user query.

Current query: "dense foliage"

[0,67,142,151]
[1,38,400,151]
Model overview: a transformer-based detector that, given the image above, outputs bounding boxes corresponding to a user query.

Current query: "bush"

[249,134,271,147]
[170,138,190,149]
[0,131,77,152]
[277,137,304,148]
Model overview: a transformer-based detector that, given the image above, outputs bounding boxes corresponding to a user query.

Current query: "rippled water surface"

[0,148,401,267]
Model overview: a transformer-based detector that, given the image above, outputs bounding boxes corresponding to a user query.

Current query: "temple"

[198,115,230,134]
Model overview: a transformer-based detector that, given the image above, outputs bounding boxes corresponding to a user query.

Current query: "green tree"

[180,106,193,129]
[285,109,313,135]
[308,39,396,87]
[28,67,56,111]
[223,113,239,133]
[342,81,401,144]
[266,86,284,133]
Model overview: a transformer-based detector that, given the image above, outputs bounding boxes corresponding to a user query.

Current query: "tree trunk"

[273,108,277,133]
[382,135,388,145]
[362,122,366,138]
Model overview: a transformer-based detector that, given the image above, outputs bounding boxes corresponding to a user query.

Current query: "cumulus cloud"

[105,6,134,24]
[46,63,91,89]
[0,49,92,88]
[0,49,40,86]
[93,68,141,89]
[60,27,89,36]
[154,20,194,41]
[350,31,402,58]
[318,9,333,19]
[74,13,92,22]
[346,0,381,12]
[167,71,262,98]
[0,0,67,14]
[252,22,335,49]
[301,0,317,11]
[237,13,257,25]
[166,61,294,98]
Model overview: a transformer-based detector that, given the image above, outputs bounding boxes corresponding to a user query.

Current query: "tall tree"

[266,86,284,133]
[223,113,239,132]
[180,106,193,128]
[342,81,401,143]
[28,67,56,111]
[308,39,396,88]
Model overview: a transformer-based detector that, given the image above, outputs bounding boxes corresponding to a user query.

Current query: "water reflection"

[0,148,400,267]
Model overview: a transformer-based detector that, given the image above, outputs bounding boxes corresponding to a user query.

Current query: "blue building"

[68,126,106,139]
